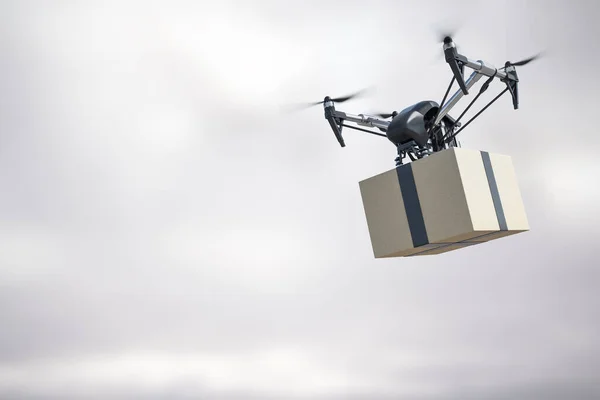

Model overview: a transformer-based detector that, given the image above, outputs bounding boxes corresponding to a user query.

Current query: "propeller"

[433,19,461,45]
[432,20,462,57]
[501,53,543,69]
[372,111,397,119]
[303,88,371,108]
[432,37,463,67]
[439,32,458,45]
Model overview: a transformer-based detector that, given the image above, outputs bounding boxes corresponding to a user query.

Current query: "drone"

[306,36,540,166]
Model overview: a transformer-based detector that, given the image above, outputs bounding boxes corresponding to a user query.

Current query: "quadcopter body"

[312,36,538,166]
[386,100,439,148]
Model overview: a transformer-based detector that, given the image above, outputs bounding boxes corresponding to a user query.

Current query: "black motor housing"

[386,100,439,147]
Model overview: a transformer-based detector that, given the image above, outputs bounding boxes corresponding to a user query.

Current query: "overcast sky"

[1,0,599,399]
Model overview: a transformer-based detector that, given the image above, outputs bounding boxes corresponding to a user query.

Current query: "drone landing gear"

[395,141,432,166]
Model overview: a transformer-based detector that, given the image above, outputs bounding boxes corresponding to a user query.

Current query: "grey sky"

[1,0,599,399]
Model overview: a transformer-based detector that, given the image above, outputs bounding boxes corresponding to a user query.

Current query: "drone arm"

[338,112,391,130]
[438,39,526,121]
[325,109,390,147]
[463,58,507,80]
[340,123,388,138]
[434,55,520,126]
[434,71,483,125]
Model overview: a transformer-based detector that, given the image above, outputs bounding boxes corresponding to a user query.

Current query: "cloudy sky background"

[1,0,599,398]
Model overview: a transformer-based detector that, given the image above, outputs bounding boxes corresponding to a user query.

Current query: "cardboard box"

[359,147,529,258]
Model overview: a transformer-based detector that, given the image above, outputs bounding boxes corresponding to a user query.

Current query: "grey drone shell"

[386,100,439,147]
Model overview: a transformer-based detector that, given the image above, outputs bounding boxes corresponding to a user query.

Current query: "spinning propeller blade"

[432,18,462,44]
[304,88,371,107]
[432,19,462,58]
[284,87,373,113]
[373,112,397,119]
[439,33,457,44]
[501,53,543,69]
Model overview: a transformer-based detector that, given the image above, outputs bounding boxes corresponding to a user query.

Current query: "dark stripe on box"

[481,152,508,231]
[396,163,429,247]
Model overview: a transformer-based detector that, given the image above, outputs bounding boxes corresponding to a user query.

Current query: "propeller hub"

[323,96,334,108]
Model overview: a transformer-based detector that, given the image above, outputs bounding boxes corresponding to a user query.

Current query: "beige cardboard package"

[359,147,529,258]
